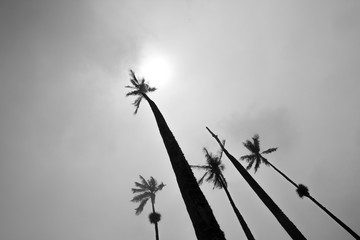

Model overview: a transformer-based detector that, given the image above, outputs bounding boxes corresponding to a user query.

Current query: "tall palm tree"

[131,175,165,240]
[206,127,307,240]
[126,70,225,240]
[241,135,360,239]
[191,143,256,240]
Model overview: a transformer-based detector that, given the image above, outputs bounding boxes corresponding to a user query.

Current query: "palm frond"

[252,134,260,151]
[131,192,152,203]
[203,147,211,159]
[139,175,150,189]
[212,176,223,189]
[262,147,278,154]
[149,177,157,190]
[190,164,209,170]
[156,182,165,192]
[240,154,255,161]
[254,158,261,172]
[197,172,208,185]
[261,156,270,166]
[246,159,255,171]
[243,140,255,153]
[125,89,140,97]
[131,187,147,193]
[133,181,148,190]
[148,86,157,92]
[132,96,143,114]
[135,198,149,215]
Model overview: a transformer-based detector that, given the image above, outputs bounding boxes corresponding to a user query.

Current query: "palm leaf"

[125,89,140,96]
[139,175,150,189]
[252,134,260,151]
[131,192,152,203]
[197,172,208,185]
[135,198,149,215]
[246,158,255,171]
[131,187,147,193]
[240,154,255,161]
[254,158,261,172]
[156,182,165,192]
[134,181,148,190]
[262,147,278,154]
[243,140,255,153]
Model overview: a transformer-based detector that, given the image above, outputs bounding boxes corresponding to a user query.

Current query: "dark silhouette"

[191,142,256,240]
[206,127,307,240]
[241,134,360,239]
[131,175,165,240]
[240,134,277,173]
[126,71,225,240]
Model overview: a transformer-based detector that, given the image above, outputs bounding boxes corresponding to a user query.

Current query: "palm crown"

[131,175,165,215]
[126,70,157,114]
[191,142,227,189]
[240,134,277,172]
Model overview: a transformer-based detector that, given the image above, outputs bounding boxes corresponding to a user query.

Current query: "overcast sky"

[1,0,360,239]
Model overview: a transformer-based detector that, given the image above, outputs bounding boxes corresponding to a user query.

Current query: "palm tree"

[241,135,360,239]
[191,143,256,240]
[206,127,307,240]
[131,175,165,240]
[126,70,225,240]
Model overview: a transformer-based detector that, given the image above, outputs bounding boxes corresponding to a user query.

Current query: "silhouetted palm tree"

[191,143,256,240]
[206,127,307,240]
[126,71,225,240]
[241,134,360,239]
[131,175,165,240]
[240,134,277,173]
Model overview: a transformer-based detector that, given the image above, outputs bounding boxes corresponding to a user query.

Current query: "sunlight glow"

[138,53,173,89]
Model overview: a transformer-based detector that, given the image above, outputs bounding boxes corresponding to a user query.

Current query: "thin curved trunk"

[266,159,360,239]
[219,176,255,240]
[207,127,306,240]
[142,94,225,240]
[151,201,159,240]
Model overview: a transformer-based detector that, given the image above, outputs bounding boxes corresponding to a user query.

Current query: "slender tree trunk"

[219,176,255,240]
[151,202,160,240]
[266,159,360,239]
[142,94,225,240]
[266,160,298,188]
[306,195,360,239]
[207,127,306,240]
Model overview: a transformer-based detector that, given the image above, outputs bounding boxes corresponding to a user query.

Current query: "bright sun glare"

[138,53,173,89]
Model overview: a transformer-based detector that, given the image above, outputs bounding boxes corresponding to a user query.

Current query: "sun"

[138,53,173,89]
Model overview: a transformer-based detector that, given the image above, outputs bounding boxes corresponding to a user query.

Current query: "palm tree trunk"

[151,202,160,240]
[266,160,298,188]
[306,195,360,239]
[142,94,226,240]
[219,176,255,240]
[207,127,306,240]
[265,159,360,239]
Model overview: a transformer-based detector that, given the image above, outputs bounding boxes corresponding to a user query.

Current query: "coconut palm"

[241,135,360,239]
[126,70,225,240]
[191,143,256,240]
[206,127,307,240]
[240,134,277,173]
[131,175,165,240]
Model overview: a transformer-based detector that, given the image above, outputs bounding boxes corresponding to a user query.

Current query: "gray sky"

[1,0,360,239]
